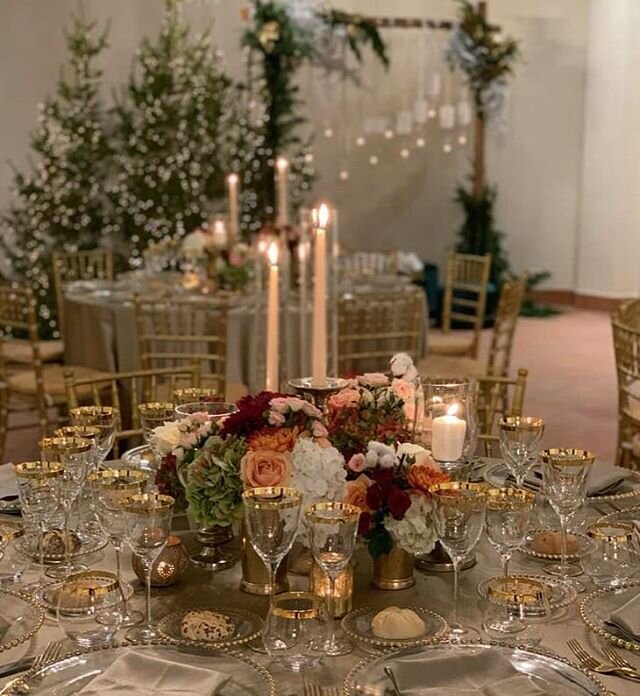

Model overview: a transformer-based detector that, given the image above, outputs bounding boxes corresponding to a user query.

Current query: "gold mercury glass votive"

[309,560,353,618]
[131,535,189,587]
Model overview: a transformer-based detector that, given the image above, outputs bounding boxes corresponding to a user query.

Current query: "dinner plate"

[344,642,607,695]
[580,581,640,653]
[0,589,45,654]
[35,577,134,615]
[521,528,590,561]
[484,461,640,502]
[477,574,577,613]
[1,643,275,695]
[15,530,107,564]
[341,605,448,652]
[157,606,263,649]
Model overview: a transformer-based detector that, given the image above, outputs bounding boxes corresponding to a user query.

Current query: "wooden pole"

[473,1,487,201]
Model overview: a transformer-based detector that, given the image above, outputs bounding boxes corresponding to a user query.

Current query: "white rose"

[151,421,181,455]
[390,352,415,378]
[397,442,434,468]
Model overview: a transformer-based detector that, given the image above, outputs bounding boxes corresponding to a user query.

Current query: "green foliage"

[0,15,111,338]
[520,270,563,317]
[367,524,393,560]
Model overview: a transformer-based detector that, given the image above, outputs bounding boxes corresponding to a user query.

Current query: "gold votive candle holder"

[131,535,189,587]
[309,559,353,618]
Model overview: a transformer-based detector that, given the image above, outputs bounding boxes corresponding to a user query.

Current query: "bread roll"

[371,606,425,639]
[531,530,579,555]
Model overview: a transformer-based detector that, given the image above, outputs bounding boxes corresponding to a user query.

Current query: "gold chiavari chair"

[52,248,114,334]
[418,274,527,380]
[475,368,529,457]
[429,252,491,359]
[64,362,201,456]
[611,300,640,469]
[133,295,229,396]
[0,284,109,437]
[340,249,399,278]
[338,286,426,375]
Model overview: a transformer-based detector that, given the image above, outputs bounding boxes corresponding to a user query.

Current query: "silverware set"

[567,638,640,683]
[303,680,341,696]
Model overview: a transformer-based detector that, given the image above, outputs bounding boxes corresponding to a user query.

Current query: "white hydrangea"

[390,352,418,382]
[365,441,397,469]
[384,493,438,556]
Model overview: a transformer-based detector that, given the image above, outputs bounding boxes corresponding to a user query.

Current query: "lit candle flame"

[318,203,330,229]
[227,173,239,186]
[447,403,460,417]
[257,239,268,254]
[267,242,279,266]
[275,157,289,173]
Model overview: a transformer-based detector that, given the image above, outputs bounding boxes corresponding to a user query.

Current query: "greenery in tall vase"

[109,0,246,266]
[0,15,111,338]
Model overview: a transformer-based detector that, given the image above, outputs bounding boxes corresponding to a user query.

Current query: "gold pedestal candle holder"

[288,377,348,412]
[309,560,353,618]
[372,543,415,590]
[415,540,476,573]
[191,524,236,571]
[240,522,289,595]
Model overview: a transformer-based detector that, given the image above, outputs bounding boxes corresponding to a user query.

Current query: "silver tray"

[15,530,107,564]
[343,642,607,695]
[580,581,640,653]
[1,642,275,695]
[0,589,45,654]
[477,574,577,613]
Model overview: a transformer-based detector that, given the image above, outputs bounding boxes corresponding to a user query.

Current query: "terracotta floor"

[1,308,619,466]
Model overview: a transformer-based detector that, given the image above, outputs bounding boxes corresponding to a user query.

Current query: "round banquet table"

[0,462,636,695]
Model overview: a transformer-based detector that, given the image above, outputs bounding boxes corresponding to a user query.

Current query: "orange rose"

[248,426,299,453]
[408,462,449,494]
[345,474,373,511]
[328,388,360,410]
[241,450,292,489]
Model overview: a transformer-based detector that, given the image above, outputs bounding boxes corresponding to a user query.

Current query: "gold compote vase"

[372,542,415,590]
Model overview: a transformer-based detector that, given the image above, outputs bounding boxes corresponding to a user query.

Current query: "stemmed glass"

[39,437,92,579]
[540,448,595,578]
[88,468,149,627]
[14,461,64,588]
[138,402,175,463]
[430,482,486,641]
[0,520,24,584]
[123,492,174,641]
[498,417,545,488]
[173,401,238,421]
[486,488,535,580]
[305,502,360,656]
[70,406,120,464]
[172,388,220,405]
[243,487,303,608]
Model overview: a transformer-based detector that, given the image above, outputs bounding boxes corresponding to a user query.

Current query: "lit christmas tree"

[109,0,247,265]
[0,16,111,338]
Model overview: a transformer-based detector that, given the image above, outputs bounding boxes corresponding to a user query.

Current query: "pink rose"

[270,397,290,414]
[347,453,366,472]
[268,410,286,427]
[312,421,329,439]
[391,378,415,404]
[241,450,291,489]
[328,388,360,409]
[358,373,389,388]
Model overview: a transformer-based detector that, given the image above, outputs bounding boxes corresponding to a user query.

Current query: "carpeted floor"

[1,308,619,466]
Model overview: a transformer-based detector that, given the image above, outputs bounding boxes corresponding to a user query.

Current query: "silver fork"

[32,641,63,670]
[567,639,640,681]
[601,643,640,673]
[303,680,322,696]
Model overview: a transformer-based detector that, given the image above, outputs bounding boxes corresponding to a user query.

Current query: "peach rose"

[248,426,299,453]
[345,474,373,511]
[328,388,361,410]
[241,450,291,489]
[408,462,449,494]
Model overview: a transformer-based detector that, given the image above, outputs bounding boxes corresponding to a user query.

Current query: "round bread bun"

[371,606,425,640]
[531,530,579,555]
[180,609,235,642]
[42,529,81,558]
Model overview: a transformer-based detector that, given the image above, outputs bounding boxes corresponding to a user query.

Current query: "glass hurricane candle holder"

[309,559,353,619]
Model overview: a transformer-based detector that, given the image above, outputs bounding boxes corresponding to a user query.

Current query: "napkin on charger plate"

[507,460,633,497]
[384,648,549,695]
[605,592,640,643]
[78,651,230,695]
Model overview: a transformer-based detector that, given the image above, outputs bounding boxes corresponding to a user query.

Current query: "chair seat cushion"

[3,339,64,364]
[428,330,475,356]
[417,355,486,379]
[8,364,110,398]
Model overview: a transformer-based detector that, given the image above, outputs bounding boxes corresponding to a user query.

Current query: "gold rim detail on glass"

[539,448,596,466]
[39,436,92,455]
[270,592,324,620]
[123,492,175,513]
[62,570,119,597]
[172,388,219,404]
[242,486,303,510]
[70,406,120,422]
[138,402,175,416]
[305,502,361,524]
[586,522,634,544]
[486,576,548,605]
[0,520,24,542]
[498,416,545,432]
[429,481,486,495]
[87,469,149,490]
[14,460,64,479]
[486,488,535,510]
[53,426,101,442]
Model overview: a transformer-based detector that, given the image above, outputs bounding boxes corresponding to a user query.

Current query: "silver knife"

[0,655,36,679]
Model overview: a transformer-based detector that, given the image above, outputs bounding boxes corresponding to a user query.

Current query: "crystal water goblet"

[172,388,220,405]
[173,401,238,421]
[88,468,149,627]
[305,502,360,656]
[243,487,303,608]
[70,406,119,464]
[14,461,64,588]
[540,448,595,578]
[123,492,174,641]
[40,437,93,578]
[498,417,545,488]
[138,402,175,461]
[430,482,486,641]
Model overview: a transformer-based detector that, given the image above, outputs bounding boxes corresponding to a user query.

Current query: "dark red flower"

[366,483,383,510]
[388,487,411,519]
[220,391,288,438]
[371,467,394,488]
[358,511,372,536]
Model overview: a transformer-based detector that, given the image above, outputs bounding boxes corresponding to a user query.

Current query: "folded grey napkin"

[78,651,230,695]
[509,460,631,496]
[384,648,548,695]
[606,592,640,642]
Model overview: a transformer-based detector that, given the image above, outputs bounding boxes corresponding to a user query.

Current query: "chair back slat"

[487,274,527,377]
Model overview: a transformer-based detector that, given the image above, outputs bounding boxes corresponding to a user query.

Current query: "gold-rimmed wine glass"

[88,468,149,627]
[540,448,595,579]
[14,461,64,588]
[498,417,545,488]
[305,502,360,656]
[172,387,220,405]
[123,492,174,641]
[70,406,120,464]
[138,402,175,460]
[430,481,486,642]
[40,437,93,578]
[243,487,303,608]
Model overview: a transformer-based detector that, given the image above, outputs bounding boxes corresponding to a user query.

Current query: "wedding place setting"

[1,1,640,695]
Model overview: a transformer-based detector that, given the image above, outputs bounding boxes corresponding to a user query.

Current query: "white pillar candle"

[265,242,279,391]
[212,219,228,249]
[275,157,289,228]
[312,204,329,387]
[431,409,467,462]
[298,228,309,376]
[227,173,240,243]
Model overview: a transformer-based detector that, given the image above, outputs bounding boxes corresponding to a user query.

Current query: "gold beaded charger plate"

[477,574,577,613]
[15,530,107,564]
[341,605,448,652]
[579,581,640,653]
[0,589,45,654]
[520,528,591,562]
[343,642,607,695]
[0,642,275,695]
[157,606,263,650]
[34,576,135,615]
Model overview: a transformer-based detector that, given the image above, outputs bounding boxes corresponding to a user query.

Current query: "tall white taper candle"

[275,157,289,228]
[227,173,239,243]
[312,204,329,387]
[266,242,279,391]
